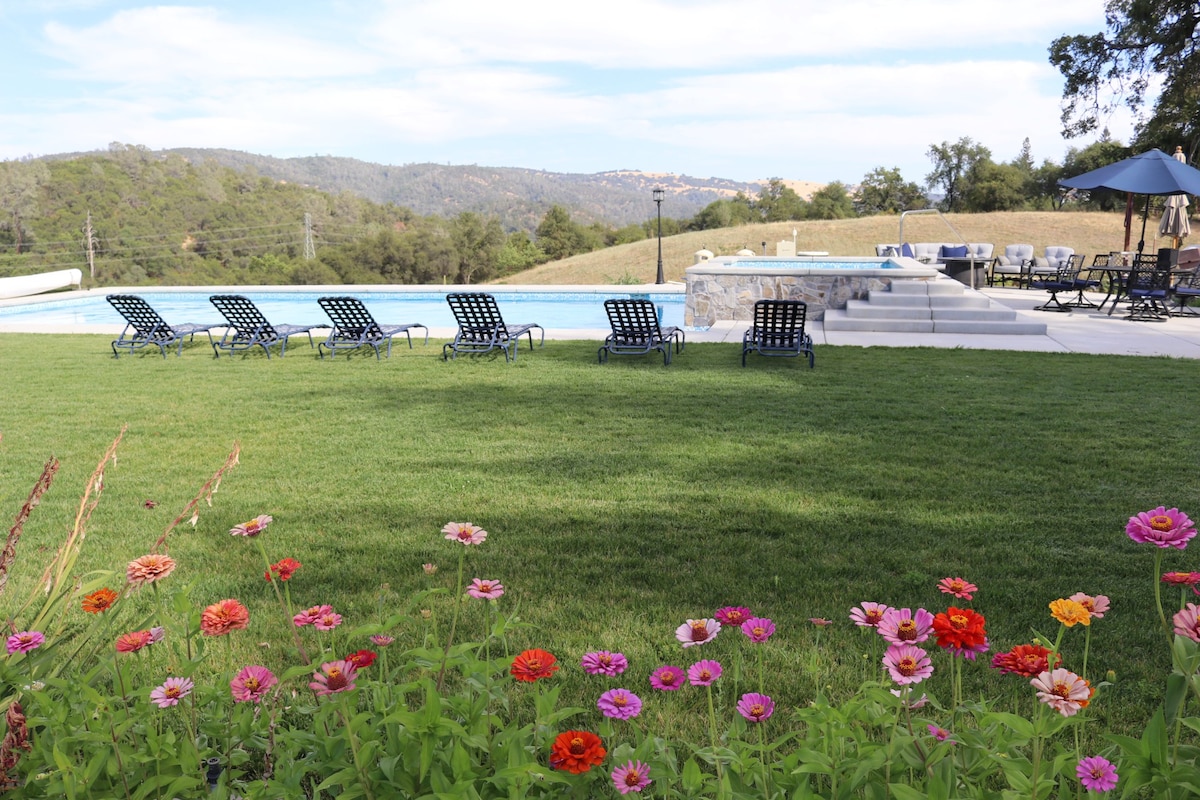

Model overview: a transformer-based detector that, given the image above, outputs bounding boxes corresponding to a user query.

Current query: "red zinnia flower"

[511,648,559,682]
[990,643,1061,677]
[82,587,119,614]
[549,730,606,774]
[932,606,987,653]
[116,630,153,653]
[265,557,302,582]
[345,649,377,669]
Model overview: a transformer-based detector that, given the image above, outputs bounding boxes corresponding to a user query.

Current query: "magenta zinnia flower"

[369,634,395,647]
[442,522,487,545]
[1076,755,1119,792]
[467,578,504,599]
[1127,506,1196,549]
[231,665,278,703]
[597,688,642,720]
[878,607,933,645]
[582,651,628,676]
[310,660,358,696]
[5,631,44,655]
[850,602,890,628]
[313,610,343,631]
[293,604,332,627]
[937,577,977,600]
[927,724,951,742]
[737,692,775,723]
[649,665,685,691]
[713,606,751,626]
[611,760,652,794]
[1174,603,1200,642]
[883,643,934,685]
[687,659,722,686]
[675,618,720,647]
[150,677,193,708]
[741,617,775,643]
[1162,571,1200,586]
[1032,668,1092,717]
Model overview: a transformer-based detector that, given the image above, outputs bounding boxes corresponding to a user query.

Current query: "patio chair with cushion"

[443,292,544,362]
[316,296,428,359]
[1170,266,1200,316]
[741,299,815,368]
[106,294,218,358]
[598,298,684,365]
[1120,264,1174,321]
[208,294,320,359]
[988,244,1034,287]
[1025,246,1075,287]
[1030,254,1099,312]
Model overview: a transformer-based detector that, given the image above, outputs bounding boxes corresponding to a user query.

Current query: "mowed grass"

[2,333,1199,738]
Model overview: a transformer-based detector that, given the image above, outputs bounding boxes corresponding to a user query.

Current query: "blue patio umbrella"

[1059,148,1200,254]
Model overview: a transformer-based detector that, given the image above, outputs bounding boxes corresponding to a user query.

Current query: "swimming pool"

[0,287,687,331]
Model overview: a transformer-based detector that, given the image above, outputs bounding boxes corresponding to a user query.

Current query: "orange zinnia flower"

[549,730,606,773]
[82,587,119,614]
[200,599,250,636]
[511,648,559,682]
[931,606,987,652]
[116,630,153,653]
[126,553,177,586]
[1049,598,1091,627]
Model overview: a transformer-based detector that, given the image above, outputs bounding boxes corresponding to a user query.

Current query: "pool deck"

[3,285,1200,359]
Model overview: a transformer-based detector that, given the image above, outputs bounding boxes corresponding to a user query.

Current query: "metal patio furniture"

[443,292,544,362]
[598,298,684,365]
[316,296,428,359]
[741,299,815,368]
[208,294,320,358]
[106,294,217,358]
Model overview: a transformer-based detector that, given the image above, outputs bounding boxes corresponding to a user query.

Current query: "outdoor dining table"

[1094,266,1196,316]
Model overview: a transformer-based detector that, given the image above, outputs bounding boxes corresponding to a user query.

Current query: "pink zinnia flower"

[467,578,504,599]
[611,760,652,795]
[649,665,685,691]
[149,677,193,708]
[229,514,273,536]
[310,660,358,696]
[927,724,952,742]
[883,643,934,685]
[809,618,833,627]
[294,604,333,627]
[1076,755,1119,792]
[369,634,394,647]
[422,563,437,575]
[741,617,775,643]
[5,631,44,655]
[713,606,751,626]
[582,651,628,676]
[687,660,722,686]
[1126,506,1196,549]
[1162,571,1200,586]
[1032,668,1092,717]
[1069,592,1110,619]
[597,688,642,720]
[442,522,487,546]
[850,602,890,628]
[115,630,153,653]
[1174,603,1200,642]
[231,665,278,703]
[126,553,177,586]
[675,618,720,647]
[878,607,933,645]
[937,577,977,600]
[313,610,343,631]
[148,626,165,644]
[737,692,775,723]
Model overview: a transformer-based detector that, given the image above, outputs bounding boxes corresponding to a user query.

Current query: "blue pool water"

[726,259,901,270]
[0,290,686,330]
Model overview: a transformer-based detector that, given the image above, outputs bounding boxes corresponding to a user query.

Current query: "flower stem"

[436,547,466,692]
[1154,549,1170,642]
[706,683,724,792]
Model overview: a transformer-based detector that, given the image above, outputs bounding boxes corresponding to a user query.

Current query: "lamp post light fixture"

[653,188,665,284]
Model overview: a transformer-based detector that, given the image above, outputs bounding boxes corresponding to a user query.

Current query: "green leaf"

[1166,671,1188,726]
[681,757,705,794]
[889,784,932,800]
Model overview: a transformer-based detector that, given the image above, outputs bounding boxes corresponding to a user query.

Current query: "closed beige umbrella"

[1160,147,1192,247]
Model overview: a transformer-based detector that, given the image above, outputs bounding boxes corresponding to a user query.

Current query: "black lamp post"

[653,188,665,284]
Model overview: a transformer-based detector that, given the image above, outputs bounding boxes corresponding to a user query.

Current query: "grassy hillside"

[495,211,1152,285]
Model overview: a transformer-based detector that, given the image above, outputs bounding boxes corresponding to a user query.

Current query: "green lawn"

[2,333,1199,738]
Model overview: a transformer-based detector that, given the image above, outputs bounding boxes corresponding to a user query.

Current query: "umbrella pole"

[1138,194,1150,255]
[1124,193,1133,251]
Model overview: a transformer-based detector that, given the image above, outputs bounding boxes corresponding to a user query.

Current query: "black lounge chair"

[741,299,814,367]
[598,298,684,365]
[443,293,543,362]
[316,296,428,359]
[208,294,320,359]
[106,294,217,358]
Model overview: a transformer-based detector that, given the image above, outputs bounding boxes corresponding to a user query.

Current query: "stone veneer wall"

[686,272,899,327]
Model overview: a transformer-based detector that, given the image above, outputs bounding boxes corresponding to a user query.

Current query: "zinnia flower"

[611,760,651,794]
[878,607,933,645]
[687,659,722,686]
[1049,598,1091,627]
[511,648,559,682]
[741,617,775,643]
[442,522,487,545]
[149,677,193,708]
[1174,603,1200,642]
[148,626,165,644]
[309,660,358,696]
[126,553,176,585]
[200,599,249,636]
[927,724,951,742]
[991,643,1060,677]
[1126,506,1196,549]
[582,651,628,676]
[265,557,301,582]
[313,610,343,631]
[231,665,278,703]
[932,606,988,657]
[883,643,934,685]
[938,577,978,600]
[1076,755,1119,792]
[5,631,44,655]
[467,578,504,600]
[713,606,751,626]
[115,630,153,653]
[549,730,605,774]
[1162,571,1200,586]
[422,563,437,575]
[230,514,272,536]
[293,604,332,627]
[597,688,642,720]
[82,587,118,614]
[676,618,720,647]
[345,649,377,669]
[890,688,929,708]
[369,634,395,647]
[1069,592,1110,619]
[809,618,833,627]
[737,692,775,722]
[850,602,890,628]
[1032,668,1092,717]
[649,665,685,691]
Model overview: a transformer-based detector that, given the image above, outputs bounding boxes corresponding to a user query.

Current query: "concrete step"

[864,293,991,309]
[933,319,1048,335]
[891,280,965,296]
[824,277,1047,335]
[822,311,935,332]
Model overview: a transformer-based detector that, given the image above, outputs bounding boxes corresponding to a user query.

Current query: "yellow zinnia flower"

[1049,598,1091,627]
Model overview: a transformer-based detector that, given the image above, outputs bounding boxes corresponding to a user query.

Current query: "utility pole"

[83,211,98,279]
[303,213,315,260]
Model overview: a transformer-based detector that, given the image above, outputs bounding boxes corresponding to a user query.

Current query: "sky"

[0,0,1142,186]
